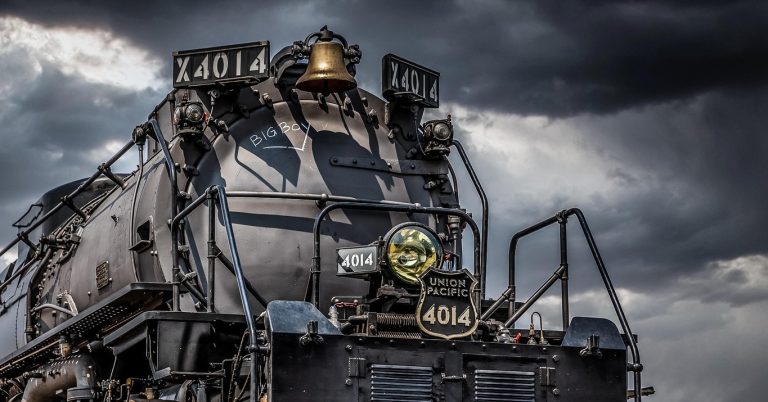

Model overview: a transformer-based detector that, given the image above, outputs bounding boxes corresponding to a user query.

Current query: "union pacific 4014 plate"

[416,268,479,339]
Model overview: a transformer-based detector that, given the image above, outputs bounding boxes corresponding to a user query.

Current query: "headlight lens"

[385,224,442,284]
[433,122,452,141]
[185,103,205,123]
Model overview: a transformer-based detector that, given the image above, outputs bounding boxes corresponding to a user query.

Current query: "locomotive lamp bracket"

[299,320,324,346]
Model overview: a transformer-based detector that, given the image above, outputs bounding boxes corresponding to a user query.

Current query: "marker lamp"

[384,223,442,284]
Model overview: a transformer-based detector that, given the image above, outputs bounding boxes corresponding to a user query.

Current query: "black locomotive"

[0,28,649,402]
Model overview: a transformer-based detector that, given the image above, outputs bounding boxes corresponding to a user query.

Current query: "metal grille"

[370,364,433,402]
[474,369,536,402]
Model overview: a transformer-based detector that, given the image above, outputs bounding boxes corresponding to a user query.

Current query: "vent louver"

[474,369,536,402]
[370,364,433,401]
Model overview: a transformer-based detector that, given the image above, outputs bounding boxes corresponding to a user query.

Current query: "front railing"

[482,208,645,401]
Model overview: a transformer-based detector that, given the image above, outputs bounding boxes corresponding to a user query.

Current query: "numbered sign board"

[337,245,379,277]
[416,268,479,339]
[173,41,270,88]
[382,54,439,108]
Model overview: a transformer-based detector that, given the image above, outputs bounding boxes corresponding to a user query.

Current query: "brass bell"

[296,40,357,94]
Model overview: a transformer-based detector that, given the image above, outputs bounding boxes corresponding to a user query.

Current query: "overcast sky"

[1,1,766,400]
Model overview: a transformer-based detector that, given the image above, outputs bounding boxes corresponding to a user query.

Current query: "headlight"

[384,223,443,284]
[432,121,452,141]
[185,103,205,123]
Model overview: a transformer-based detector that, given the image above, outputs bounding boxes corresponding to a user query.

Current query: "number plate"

[172,41,270,88]
[337,245,379,276]
[382,54,439,107]
[416,268,479,339]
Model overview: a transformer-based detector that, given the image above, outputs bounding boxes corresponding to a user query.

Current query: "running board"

[0,283,172,377]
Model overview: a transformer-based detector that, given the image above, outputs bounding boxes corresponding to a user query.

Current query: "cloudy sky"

[1,1,766,400]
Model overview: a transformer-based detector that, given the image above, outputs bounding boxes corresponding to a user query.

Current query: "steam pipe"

[21,354,100,402]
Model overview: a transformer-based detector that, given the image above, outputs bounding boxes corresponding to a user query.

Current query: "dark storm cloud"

[0,62,159,241]
[1,3,767,400]
[476,86,768,299]
[3,0,767,116]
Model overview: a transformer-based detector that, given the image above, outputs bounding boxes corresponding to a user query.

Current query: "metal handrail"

[451,140,489,296]
[484,208,643,402]
[0,139,135,290]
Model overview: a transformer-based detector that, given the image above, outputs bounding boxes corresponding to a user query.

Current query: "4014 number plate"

[416,268,479,340]
[173,41,270,88]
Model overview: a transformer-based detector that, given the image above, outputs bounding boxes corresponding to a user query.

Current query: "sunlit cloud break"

[0,16,162,90]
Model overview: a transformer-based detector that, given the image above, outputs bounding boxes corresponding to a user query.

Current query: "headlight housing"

[384,223,443,284]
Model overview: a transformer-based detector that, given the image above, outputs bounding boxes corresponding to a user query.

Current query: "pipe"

[30,304,76,317]
[504,264,566,327]
[147,118,181,310]
[452,140,488,293]
[207,192,216,313]
[503,215,559,320]
[559,216,569,330]
[211,186,257,348]
[21,354,100,402]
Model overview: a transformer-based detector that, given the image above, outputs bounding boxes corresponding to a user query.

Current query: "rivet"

[352,159,358,164]
[332,157,338,163]
[370,160,376,166]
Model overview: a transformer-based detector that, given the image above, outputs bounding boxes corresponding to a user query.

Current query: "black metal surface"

[268,320,627,401]
[0,283,171,376]
[266,300,340,335]
[561,317,625,350]
[103,311,245,379]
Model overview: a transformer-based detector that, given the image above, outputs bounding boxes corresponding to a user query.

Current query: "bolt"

[345,344,352,352]
[553,388,560,396]
[345,379,352,386]
[552,354,560,362]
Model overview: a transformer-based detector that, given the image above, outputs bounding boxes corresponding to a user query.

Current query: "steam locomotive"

[0,28,649,402]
